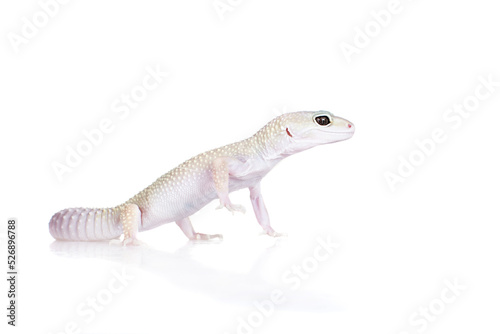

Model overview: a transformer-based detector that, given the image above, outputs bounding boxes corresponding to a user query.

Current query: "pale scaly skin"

[49,111,355,245]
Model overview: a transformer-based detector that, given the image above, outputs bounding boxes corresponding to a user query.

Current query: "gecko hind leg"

[212,157,246,214]
[176,217,223,241]
[110,203,144,246]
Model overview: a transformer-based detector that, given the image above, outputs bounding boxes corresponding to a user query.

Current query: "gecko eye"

[315,115,331,126]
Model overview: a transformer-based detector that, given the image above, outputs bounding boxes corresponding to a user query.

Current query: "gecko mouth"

[318,129,355,135]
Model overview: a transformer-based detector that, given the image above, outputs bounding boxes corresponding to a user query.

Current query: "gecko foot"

[262,227,287,238]
[216,202,246,214]
[123,237,145,246]
[192,233,223,241]
[267,231,288,237]
[109,237,144,246]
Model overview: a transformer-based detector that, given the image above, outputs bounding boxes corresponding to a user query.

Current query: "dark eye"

[315,115,331,126]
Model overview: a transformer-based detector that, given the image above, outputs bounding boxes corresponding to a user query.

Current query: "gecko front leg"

[249,183,286,237]
[212,157,246,214]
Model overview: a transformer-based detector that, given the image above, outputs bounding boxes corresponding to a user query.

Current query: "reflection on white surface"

[49,237,343,312]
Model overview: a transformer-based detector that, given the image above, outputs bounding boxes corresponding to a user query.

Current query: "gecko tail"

[49,207,123,241]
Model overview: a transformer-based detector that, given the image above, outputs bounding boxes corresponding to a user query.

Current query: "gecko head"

[280,111,355,152]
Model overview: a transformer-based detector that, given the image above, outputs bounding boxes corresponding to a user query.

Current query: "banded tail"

[49,207,123,241]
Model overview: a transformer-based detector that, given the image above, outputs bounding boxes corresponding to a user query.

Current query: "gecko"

[49,111,355,245]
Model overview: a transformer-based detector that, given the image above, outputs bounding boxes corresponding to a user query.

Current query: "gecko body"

[49,111,354,244]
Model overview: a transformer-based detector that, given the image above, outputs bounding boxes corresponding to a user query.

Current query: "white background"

[1,0,499,333]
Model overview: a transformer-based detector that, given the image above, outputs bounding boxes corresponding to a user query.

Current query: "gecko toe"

[264,229,288,238]
[109,237,145,246]
[192,233,223,241]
